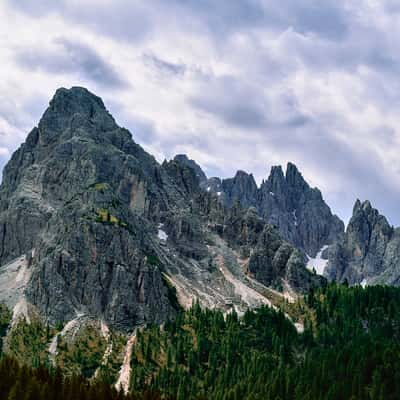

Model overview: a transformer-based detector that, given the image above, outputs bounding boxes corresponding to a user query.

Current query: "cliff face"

[0,87,321,331]
[177,158,344,257]
[257,163,344,257]
[0,87,183,330]
[326,200,400,286]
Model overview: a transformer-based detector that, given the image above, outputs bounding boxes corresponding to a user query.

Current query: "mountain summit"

[176,158,345,257]
[326,199,400,285]
[0,87,322,331]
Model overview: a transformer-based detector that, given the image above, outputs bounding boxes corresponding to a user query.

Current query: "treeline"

[1,284,400,399]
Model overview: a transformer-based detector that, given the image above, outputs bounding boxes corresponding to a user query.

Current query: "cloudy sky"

[1,0,400,225]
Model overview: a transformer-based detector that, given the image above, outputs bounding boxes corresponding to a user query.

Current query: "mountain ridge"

[174,155,345,257]
[326,198,400,286]
[0,86,321,333]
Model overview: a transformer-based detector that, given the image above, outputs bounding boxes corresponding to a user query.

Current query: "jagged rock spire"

[326,199,399,286]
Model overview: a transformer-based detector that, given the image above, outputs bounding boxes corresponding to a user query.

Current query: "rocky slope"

[326,200,400,286]
[175,158,344,257]
[0,87,321,335]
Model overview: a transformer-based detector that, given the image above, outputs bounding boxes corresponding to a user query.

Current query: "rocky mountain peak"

[326,199,398,285]
[173,154,207,185]
[268,165,285,186]
[38,86,118,147]
[348,199,391,238]
[353,199,362,213]
[50,86,106,114]
[231,170,257,189]
[202,161,344,256]
[221,170,258,208]
[285,162,308,192]
[260,163,344,255]
[353,199,373,214]
[0,87,325,332]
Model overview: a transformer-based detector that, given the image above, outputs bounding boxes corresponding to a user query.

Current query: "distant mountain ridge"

[1,85,400,343]
[174,155,344,257]
[173,154,400,289]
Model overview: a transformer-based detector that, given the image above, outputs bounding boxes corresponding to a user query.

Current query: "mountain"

[173,154,208,186]
[0,87,399,399]
[2,284,399,400]
[0,87,320,334]
[326,199,400,286]
[175,158,344,257]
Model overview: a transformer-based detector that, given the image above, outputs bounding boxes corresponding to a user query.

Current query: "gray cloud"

[14,38,126,88]
[142,53,186,77]
[7,0,351,42]
[8,0,152,42]
[189,75,310,131]
[190,75,268,129]
[3,0,400,227]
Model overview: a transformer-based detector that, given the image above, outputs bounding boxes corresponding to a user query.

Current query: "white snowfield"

[360,278,368,288]
[157,223,168,241]
[306,245,329,275]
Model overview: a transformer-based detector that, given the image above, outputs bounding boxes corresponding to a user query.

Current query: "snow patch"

[157,223,168,241]
[207,187,211,192]
[360,279,368,288]
[269,191,275,196]
[217,191,222,196]
[158,229,168,241]
[306,245,329,275]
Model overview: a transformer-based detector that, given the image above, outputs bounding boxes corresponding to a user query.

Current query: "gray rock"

[221,171,258,209]
[0,87,325,332]
[173,154,207,186]
[326,199,400,286]
[0,87,184,330]
[201,161,344,256]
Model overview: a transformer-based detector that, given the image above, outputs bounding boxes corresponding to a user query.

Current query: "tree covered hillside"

[1,284,400,399]
[129,284,400,400]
